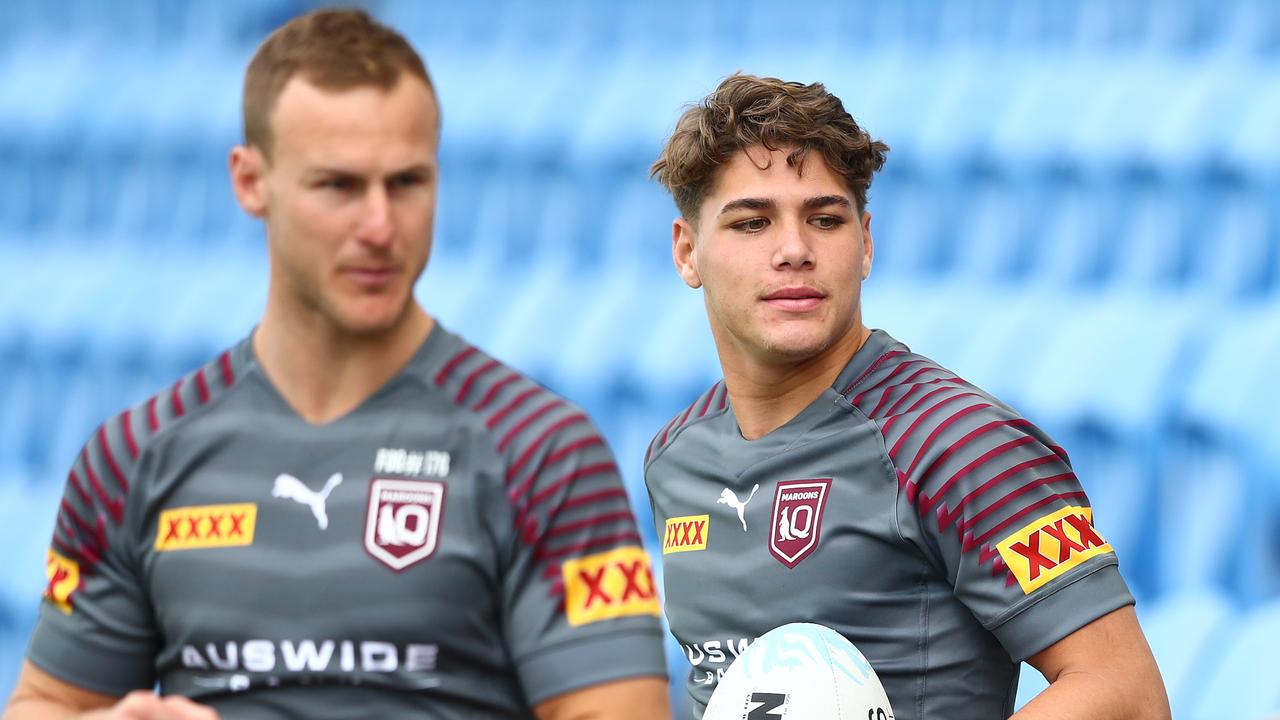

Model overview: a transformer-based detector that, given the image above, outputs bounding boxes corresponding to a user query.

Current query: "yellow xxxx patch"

[997,506,1113,594]
[562,546,661,627]
[663,514,709,554]
[155,503,257,552]
[44,548,81,615]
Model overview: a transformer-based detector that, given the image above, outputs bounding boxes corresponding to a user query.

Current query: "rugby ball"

[704,623,895,720]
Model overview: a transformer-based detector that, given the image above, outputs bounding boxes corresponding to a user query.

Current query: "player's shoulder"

[643,379,729,468]
[51,342,248,572]
[427,329,605,464]
[840,337,1064,475]
[89,341,247,478]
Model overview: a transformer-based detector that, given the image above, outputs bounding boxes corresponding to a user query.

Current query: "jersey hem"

[514,626,668,706]
[988,561,1134,661]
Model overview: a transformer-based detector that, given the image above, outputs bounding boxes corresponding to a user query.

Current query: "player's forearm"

[1010,668,1170,720]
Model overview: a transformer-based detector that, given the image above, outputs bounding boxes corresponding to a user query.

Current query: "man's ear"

[229,145,269,218]
[860,210,874,280]
[672,218,702,289]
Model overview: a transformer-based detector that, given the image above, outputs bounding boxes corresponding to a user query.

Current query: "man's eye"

[733,218,768,232]
[811,215,845,229]
[319,178,354,191]
[389,174,423,189]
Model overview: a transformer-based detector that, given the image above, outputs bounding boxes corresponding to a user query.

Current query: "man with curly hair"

[645,73,1169,719]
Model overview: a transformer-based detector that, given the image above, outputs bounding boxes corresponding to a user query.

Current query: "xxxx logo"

[997,506,1113,594]
[44,548,81,615]
[155,503,257,552]
[663,514,709,554]
[562,546,661,627]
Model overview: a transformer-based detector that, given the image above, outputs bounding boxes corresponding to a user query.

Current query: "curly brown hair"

[243,8,436,159]
[651,73,889,222]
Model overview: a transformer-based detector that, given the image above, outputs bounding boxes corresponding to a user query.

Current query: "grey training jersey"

[645,330,1133,719]
[31,324,666,719]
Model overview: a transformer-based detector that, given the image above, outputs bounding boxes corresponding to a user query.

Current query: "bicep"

[4,660,120,718]
[533,676,670,720]
[1027,606,1166,695]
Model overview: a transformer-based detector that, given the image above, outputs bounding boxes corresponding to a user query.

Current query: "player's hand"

[82,691,218,720]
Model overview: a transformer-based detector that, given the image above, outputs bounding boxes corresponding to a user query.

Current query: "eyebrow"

[718,194,852,216]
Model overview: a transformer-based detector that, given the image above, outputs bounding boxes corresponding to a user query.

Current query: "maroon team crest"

[364,479,446,572]
[768,479,832,568]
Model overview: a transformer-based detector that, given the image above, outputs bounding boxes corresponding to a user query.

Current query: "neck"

[722,324,870,441]
[254,299,434,425]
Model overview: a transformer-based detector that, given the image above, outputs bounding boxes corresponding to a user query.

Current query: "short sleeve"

[27,412,158,695]
[891,400,1134,661]
[497,408,667,705]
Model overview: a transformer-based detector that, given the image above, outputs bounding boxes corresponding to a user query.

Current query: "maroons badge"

[768,479,832,569]
[364,479,445,572]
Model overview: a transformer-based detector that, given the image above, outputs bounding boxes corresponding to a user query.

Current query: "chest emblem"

[716,484,759,531]
[768,479,832,568]
[272,473,343,530]
[364,478,446,572]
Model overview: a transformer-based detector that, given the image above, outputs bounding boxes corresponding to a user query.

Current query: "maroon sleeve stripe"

[848,353,919,402]
[120,409,139,460]
[473,372,521,412]
[917,425,1035,514]
[67,471,92,506]
[496,398,566,453]
[841,349,907,396]
[534,531,643,562]
[524,462,619,511]
[965,490,1089,549]
[194,369,211,405]
[882,376,964,420]
[555,486,629,514]
[653,415,681,451]
[718,386,729,410]
[455,359,500,405]
[543,511,637,540]
[96,426,129,494]
[486,387,542,430]
[507,436,606,500]
[219,351,235,388]
[901,403,991,478]
[60,500,106,557]
[886,393,986,457]
[660,399,699,447]
[506,415,592,483]
[434,346,478,387]
[697,382,721,418]
[54,523,101,567]
[957,471,1078,539]
[170,381,186,418]
[146,395,160,433]
[80,450,124,524]
[936,454,1062,532]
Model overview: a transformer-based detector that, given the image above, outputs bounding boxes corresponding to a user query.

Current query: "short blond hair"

[242,8,435,159]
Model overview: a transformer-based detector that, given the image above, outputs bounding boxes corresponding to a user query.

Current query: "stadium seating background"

[1,0,1278,716]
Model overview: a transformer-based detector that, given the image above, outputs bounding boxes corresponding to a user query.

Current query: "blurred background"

[1,0,1278,717]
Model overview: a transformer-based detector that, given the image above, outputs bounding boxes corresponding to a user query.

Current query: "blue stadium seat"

[1185,598,1280,718]
[1138,588,1234,716]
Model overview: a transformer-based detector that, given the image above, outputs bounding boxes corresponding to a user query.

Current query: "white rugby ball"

[704,623,895,720]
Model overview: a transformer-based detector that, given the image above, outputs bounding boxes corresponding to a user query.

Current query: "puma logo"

[272,473,343,530]
[717,484,759,531]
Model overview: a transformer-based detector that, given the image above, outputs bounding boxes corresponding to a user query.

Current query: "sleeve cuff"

[516,627,668,707]
[990,562,1136,662]
[26,607,157,696]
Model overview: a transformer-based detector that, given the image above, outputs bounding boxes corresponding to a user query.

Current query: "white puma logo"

[273,473,343,530]
[717,484,759,531]
[777,506,811,541]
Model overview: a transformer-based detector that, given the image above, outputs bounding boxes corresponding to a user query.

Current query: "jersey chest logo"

[363,479,446,572]
[768,479,832,569]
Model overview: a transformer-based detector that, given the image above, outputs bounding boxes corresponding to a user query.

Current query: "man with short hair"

[645,73,1170,719]
[4,9,669,719]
